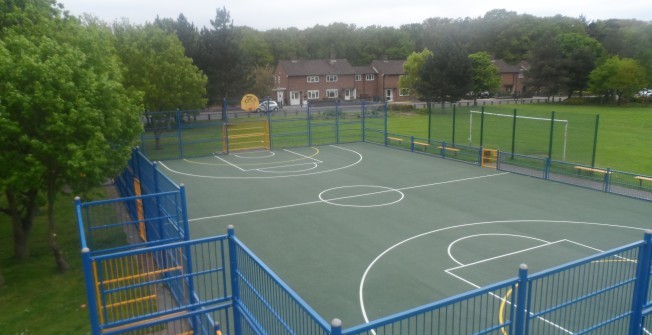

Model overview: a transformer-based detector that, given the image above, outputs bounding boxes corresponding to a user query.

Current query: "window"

[365,74,375,81]
[307,90,319,99]
[307,76,319,83]
[355,74,362,81]
[326,75,338,82]
[326,89,338,98]
[400,88,410,96]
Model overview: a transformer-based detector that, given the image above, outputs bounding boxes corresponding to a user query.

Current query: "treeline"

[152,7,652,102]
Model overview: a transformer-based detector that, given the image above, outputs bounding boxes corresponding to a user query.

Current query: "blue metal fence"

[77,116,652,335]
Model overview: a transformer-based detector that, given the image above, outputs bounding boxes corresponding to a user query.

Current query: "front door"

[277,91,285,107]
[385,89,393,101]
[290,91,300,106]
[344,89,353,101]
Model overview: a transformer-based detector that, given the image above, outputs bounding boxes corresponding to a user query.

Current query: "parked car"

[636,89,652,97]
[479,91,491,98]
[256,101,279,113]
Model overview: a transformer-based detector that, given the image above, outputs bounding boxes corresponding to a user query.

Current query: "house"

[370,59,408,102]
[272,59,356,106]
[353,65,377,100]
[271,58,410,106]
[270,57,526,105]
[492,59,528,96]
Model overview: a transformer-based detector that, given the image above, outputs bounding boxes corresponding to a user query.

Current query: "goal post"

[469,110,568,161]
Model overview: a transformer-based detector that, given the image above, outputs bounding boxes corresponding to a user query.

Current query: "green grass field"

[0,191,97,334]
[388,103,652,175]
[0,102,649,334]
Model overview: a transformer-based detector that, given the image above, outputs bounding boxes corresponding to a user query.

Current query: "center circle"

[318,185,405,208]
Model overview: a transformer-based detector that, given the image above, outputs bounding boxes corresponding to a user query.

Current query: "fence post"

[361,100,366,142]
[479,107,485,147]
[547,111,556,160]
[330,318,343,335]
[629,231,652,335]
[544,157,551,180]
[223,98,230,155]
[307,101,312,147]
[451,105,456,146]
[384,101,388,140]
[152,162,164,241]
[410,136,415,152]
[511,109,517,159]
[82,248,101,335]
[336,99,340,144]
[514,264,528,335]
[591,114,600,168]
[227,225,243,335]
[179,184,198,334]
[176,108,184,159]
[603,168,611,192]
[441,141,448,158]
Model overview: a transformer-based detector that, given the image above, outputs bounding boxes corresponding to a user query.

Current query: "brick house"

[353,65,377,100]
[370,59,408,102]
[271,58,526,104]
[272,59,356,106]
[492,59,528,96]
[272,58,410,106]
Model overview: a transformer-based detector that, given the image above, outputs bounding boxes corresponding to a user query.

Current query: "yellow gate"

[223,120,270,153]
[481,148,498,169]
[92,248,189,334]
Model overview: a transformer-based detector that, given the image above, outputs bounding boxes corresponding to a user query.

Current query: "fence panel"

[230,232,332,335]
[88,236,231,335]
[344,279,520,335]
[524,242,642,335]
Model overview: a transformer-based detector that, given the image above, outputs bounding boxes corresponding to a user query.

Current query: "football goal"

[469,110,568,160]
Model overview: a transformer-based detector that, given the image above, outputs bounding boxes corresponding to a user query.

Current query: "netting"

[428,105,599,165]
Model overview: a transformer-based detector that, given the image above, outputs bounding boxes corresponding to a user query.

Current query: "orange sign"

[241,94,259,112]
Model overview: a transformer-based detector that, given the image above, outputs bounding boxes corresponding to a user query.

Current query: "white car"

[636,89,652,97]
[256,101,279,113]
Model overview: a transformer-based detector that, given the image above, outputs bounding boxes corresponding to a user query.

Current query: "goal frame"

[469,110,568,161]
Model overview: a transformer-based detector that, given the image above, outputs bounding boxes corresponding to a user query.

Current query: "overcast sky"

[60,0,652,31]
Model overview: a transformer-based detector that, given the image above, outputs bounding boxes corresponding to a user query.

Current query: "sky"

[60,0,652,31]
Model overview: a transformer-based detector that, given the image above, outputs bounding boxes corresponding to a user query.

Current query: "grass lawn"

[388,103,652,175]
[0,190,101,334]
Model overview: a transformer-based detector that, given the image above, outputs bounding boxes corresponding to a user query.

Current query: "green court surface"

[156,142,652,327]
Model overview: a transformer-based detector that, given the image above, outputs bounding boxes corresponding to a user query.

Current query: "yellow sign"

[241,94,259,112]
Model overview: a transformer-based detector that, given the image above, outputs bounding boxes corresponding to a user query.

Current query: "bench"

[634,175,652,186]
[574,166,609,175]
[387,136,403,144]
[437,146,460,155]
[413,141,430,151]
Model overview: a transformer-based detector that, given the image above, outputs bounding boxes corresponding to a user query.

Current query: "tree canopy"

[414,40,472,103]
[0,1,143,271]
[468,51,501,103]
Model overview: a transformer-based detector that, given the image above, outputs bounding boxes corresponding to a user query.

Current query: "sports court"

[156,141,652,328]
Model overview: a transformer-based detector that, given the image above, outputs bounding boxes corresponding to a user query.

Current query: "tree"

[0,4,143,271]
[113,22,207,149]
[196,7,252,103]
[414,40,473,105]
[589,56,647,104]
[557,33,606,97]
[398,49,432,99]
[468,51,501,104]
[527,33,569,98]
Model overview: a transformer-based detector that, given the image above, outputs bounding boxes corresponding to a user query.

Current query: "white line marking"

[446,234,552,266]
[283,148,323,163]
[189,172,510,222]
[159,145,363,179]
[359,220,647,326]
[213,154,246,171]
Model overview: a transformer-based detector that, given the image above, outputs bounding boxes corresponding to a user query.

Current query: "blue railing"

[77,124,652,335]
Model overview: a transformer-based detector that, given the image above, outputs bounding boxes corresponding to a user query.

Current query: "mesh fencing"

[428,105,600,166]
